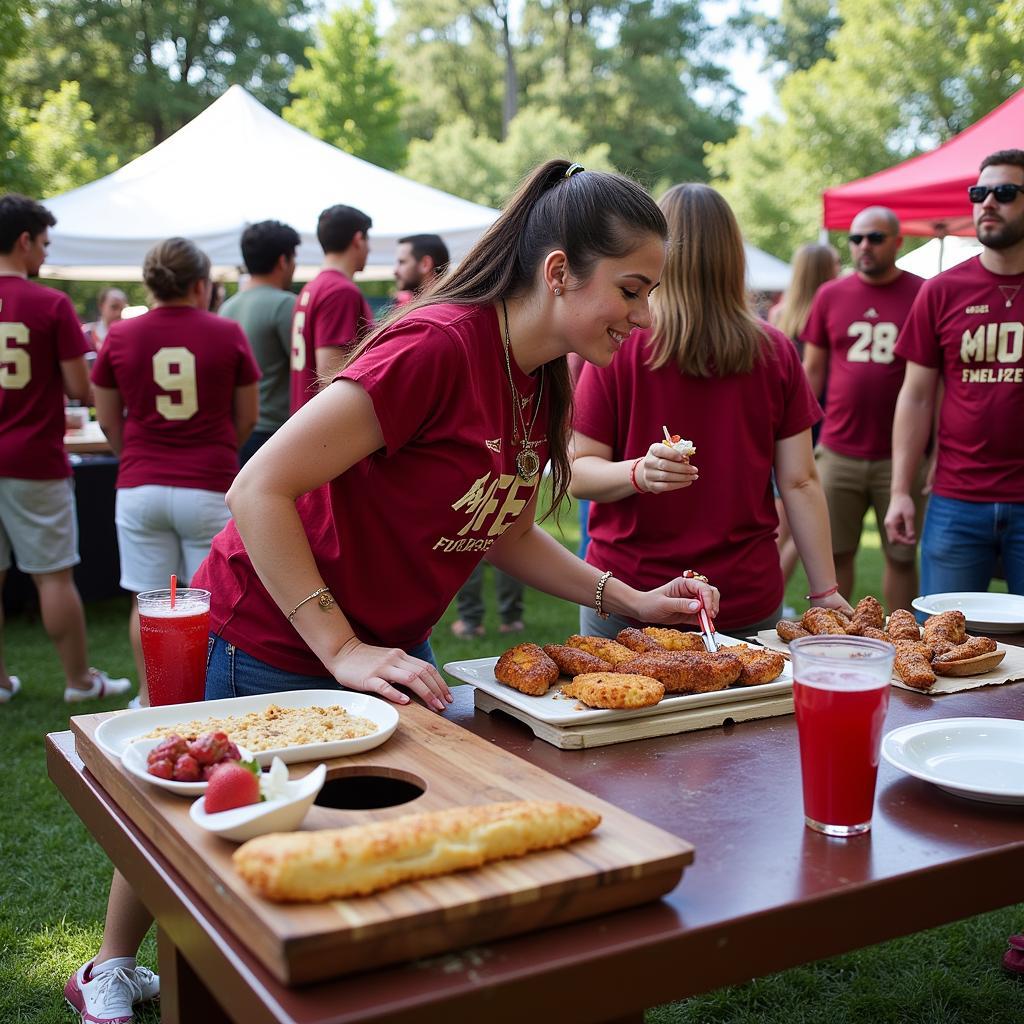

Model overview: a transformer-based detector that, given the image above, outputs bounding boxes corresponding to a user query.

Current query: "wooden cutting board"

[71,702,693,985]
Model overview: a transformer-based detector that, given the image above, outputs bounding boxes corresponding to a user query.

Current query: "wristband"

[805,583,840,601]
[629,458,646,493]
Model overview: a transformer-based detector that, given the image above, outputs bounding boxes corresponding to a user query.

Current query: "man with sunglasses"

[886,149,1024,598]
[801,206,924,613]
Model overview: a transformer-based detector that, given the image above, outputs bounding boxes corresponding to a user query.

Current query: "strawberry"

[147,757,175,780]
[188,731,230,766]
[204,760,262,813]
[172,753,201,782]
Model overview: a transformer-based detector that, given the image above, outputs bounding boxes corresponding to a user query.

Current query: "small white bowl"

[122,737,255,796]
[189,763,327,842]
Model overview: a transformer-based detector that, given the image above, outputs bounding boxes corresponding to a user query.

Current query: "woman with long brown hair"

[769,242,841,344]
[194,160,719,707]
[571,184,850,638]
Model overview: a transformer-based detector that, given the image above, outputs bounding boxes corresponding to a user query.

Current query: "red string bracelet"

[629,457,646,493]
[805,583,840,600]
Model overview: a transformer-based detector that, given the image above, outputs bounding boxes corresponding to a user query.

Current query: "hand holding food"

[638,437,699,494]
[631,574,721,628]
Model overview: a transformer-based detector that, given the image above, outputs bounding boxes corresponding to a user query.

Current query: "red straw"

[170,574,177,609]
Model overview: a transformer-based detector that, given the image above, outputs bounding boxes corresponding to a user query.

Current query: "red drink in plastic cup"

[790,636,894,837]
[138,588,211,707]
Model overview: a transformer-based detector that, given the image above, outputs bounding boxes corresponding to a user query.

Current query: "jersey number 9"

[0,322,31,390]
[153,347,198,420]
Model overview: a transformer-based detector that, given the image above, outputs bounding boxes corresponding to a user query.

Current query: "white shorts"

[115,485,230,593]
[0,477,80,574]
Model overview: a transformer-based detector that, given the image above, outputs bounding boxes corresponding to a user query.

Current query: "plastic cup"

[138,588,211,706]
[790,635,895,837]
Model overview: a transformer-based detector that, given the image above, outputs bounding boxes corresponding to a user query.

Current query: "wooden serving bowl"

[931,649,1006,677]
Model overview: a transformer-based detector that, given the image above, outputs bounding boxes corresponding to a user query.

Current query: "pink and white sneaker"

[65,959,159,1023]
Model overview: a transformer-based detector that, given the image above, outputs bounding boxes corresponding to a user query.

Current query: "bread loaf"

[233,800,601,902]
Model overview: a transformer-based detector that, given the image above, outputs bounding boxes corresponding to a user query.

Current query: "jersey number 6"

[153,347,198,420]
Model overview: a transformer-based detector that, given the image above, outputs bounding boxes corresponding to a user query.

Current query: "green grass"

[1,505,1021,1023]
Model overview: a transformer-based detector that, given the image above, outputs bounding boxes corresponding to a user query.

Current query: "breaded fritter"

[494,643,559,696]
[641,627,708,652]
[886,609,921,641]
[562,672,664,709]
[893,648,935,690]
[622,651,742,693]
[615,627,663,654]
[542,644,612,677]
[923,610,967,646]
[776,620,810,643]
[801,608,850,636]
[851,595,885,632]
[729,646,786,686]
[933,636,997,663]
[851,625,890,643]
[565,635,636,667]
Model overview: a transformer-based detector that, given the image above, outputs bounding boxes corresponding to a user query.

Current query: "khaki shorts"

[0,477,80,574]
[815,446,925,564]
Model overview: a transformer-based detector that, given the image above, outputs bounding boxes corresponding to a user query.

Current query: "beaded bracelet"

[628,458,646,494]
[805,583,840,601]
[594,570,614,619]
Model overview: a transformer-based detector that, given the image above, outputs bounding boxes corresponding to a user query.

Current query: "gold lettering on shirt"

[960,322,1024,364]
[446,471,538,549]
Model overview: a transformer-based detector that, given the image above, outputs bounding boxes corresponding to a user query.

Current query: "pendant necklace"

[500,299,545,482]
[998,284,1021,308]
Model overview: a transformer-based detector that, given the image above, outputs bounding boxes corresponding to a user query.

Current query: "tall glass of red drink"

[790,635,895,837]
[137,588,211,707]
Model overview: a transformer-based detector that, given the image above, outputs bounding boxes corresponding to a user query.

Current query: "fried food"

[776,620,810,643]
[542,644,612,677]
[641,627,708,652]
[893,646,936,691]
[801,608,850,636]
[729,646,786,686]
[565,635,637,667]
[851,595,885,632]
[562,672,664,709]
[923,610,967,646]
[233,800,601,902]
[886,609,921,641]
[615,627,663,654]
[894,639,933,660]
[616,651,736,693]
[933,636,997,663]
[494,643,559,696]
[851,625,890,643]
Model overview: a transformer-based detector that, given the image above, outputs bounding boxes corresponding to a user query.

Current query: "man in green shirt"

[221,220,300,463]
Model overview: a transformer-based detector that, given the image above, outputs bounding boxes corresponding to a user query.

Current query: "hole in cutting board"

[314,766,426,810]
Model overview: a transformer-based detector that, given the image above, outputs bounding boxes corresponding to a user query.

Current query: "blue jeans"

[920,494,1024,595]
[205,634,437,701]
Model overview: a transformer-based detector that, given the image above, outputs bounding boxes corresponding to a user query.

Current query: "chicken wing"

[776,620,810,643]
[886,609,921,641]
[801,608,850,635]
[922,610,967,646]
[851,595,885,632]
[494,643,560,696]
[933,636,997,663]
[728,646,787,686]
[892,639,935,690]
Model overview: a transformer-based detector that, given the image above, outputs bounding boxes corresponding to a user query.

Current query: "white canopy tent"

[41,86,499,282]
[744,244,791,292]
[896,235,982,279]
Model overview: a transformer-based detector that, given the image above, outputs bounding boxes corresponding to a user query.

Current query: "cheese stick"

[233,800,601,902]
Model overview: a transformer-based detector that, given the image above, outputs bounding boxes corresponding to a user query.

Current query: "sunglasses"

[968,184,1024,204]
[848,232,889,246]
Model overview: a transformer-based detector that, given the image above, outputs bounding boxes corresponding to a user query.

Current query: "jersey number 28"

[847,321,897,364]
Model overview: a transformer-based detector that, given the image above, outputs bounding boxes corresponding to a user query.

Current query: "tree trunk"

[500,8,518,139]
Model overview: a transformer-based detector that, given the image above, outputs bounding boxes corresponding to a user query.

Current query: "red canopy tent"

[822,87,1024,237]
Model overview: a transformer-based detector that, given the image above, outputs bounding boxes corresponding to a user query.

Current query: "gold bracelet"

[594,570,613,620]
[287,586,335,623]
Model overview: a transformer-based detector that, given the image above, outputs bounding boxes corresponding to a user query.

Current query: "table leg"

[158,927,230,1023]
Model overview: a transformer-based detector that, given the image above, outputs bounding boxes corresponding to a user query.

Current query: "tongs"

[682,568,718,653]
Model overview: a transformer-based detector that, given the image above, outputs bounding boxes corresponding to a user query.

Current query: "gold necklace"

[500,299,544,482]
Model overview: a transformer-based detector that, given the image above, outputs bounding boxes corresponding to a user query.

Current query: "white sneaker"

[64,668,132,703]
[0,676,20,704]
[64,960,137,1023]
[132,964,160,1004]
[127,695,142,711]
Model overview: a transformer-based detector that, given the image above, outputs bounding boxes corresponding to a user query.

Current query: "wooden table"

[64,420,112,455]
[47,659,1024,1024]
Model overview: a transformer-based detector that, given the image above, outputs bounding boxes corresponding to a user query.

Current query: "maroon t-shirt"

[195,304,549,673]
[0,276,90,480]
[802,271,923,460]
[289,269,373,413]
[92,306,260,492]
[895,256,1024,503]
[574,323,822,631]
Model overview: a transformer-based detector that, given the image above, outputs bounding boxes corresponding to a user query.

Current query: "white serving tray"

[93,689,398,766]
[444,634,791,726]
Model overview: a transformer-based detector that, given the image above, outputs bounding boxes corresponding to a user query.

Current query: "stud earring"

[554,288,562,296]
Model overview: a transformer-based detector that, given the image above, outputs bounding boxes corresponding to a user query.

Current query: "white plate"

[882,717,1024,804]
[121,738,255,796]
[95,690,398,766]
[912,592,1024,633]
[189,763,327,842]
[444,634,792,726]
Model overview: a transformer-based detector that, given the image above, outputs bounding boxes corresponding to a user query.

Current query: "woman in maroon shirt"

[572,184,852,638]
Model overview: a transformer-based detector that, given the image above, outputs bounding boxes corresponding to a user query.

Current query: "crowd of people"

[1,148,1023,1019]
